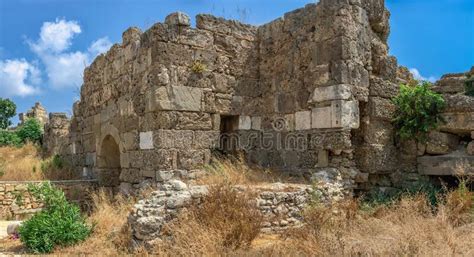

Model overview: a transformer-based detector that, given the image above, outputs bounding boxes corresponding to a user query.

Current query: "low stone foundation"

[0,180,98,220]
[128,180,347,247]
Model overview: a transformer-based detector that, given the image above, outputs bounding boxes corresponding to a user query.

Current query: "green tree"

[0,98,16,129]
[392,82,446,142]
[16,118,43,144]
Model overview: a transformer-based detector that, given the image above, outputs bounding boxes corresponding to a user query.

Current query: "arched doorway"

[97,135,121,187]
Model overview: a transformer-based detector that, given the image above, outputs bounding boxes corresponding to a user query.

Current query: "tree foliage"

[16,118,43,144]
[392,82,446,142]
[0,98,16,129]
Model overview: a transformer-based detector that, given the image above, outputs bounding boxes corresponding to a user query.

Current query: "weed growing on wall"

[392,82,446,142]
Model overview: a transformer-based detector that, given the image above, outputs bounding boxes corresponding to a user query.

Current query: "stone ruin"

[41,0,473,198]
[19,102,48,126]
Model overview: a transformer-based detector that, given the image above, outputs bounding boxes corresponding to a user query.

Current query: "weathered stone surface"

[433,74,466,94]
[418,154,474,176]
[311,101,359,129]
[238,116,252,130]
[309,84,352,103]
[467,142,474,155]
[368,97,395,121]
[165,12,191,27]
[295,111,311,130]
[139,131,154,150]
[425,131,459,155]
[146,86,203,112]
[439,112,474,134]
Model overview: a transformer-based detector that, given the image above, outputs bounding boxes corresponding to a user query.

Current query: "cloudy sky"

[0,0,473,124]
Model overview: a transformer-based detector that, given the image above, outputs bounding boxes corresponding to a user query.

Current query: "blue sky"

[0,0,473,124]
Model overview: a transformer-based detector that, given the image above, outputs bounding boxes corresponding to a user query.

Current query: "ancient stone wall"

[54,0,427,195]
[416,69,474,178]
[19,102,48,126]
[0,180,97,220]
[43,113,71,157]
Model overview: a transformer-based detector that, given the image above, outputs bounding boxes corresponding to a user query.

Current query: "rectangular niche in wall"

[219,115,240,153]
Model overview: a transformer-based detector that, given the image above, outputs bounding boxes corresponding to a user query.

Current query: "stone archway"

[97,135,121,187]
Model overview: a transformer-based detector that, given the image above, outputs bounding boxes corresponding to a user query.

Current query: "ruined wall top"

[19,102,48,126]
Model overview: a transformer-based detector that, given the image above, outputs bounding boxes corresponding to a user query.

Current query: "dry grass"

[153,182,263,256]
[0,144,79,181]
[1,157,472,256]
[256,190,474,257]
[55,189,137,256]
[196,156,306,186]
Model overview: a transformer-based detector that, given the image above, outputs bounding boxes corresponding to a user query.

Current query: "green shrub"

[392,82,446,142]
[19,182,92,253]
[0,130,22,146]
[16,118,43,144]
[465,76,474,97]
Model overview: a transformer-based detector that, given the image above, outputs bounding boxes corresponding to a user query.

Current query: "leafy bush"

[465,76,474,97]
[16,118,43,144]
[19,182,92,253]
[0,130,22,147]
[0,98,16,129]
[392,82,446,142]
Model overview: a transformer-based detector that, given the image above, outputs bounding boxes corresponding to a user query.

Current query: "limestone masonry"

[41,0,473,196]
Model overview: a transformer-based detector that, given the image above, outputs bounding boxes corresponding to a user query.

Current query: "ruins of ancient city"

[1,0,473,255]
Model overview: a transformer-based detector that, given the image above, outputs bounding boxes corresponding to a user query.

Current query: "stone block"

[122,130,138,151]
[120,152,131,168]
[295,111,311,130]
[309,84,352,103]
[311,106,332,129]
[141,169,156,179]
[251,116,262,130]
[193,131,219,149]
[368,97,395,121]
[439,112,474,134]
[146,86,203,112]
[154,130,194,149]
[238,116,252,130]
[316,150,329,168]
[467,142,474,155]
[426,131,459,155]
[311,101,359,129]
[211,114,221,130]
[471,131,474,139]
[139,131,154,150]
[178,150,205,170]
[165,12,191,27]
[156,170,175,182]
[119,169,141,183]
[85,153,96,166]
[418,155,474,176]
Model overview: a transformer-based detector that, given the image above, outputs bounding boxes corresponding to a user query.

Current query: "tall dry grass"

[153,182,263,256]
[55,190,138,256]
[0,144,79,181]
[196,156,305,186]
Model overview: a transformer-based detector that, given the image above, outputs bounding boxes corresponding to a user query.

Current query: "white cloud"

[30,18,81,54]
[0,59,41,97]
[41,51,89,89]
[88,37,112,58]
[27,18,112,89]
[409,68,437,83]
